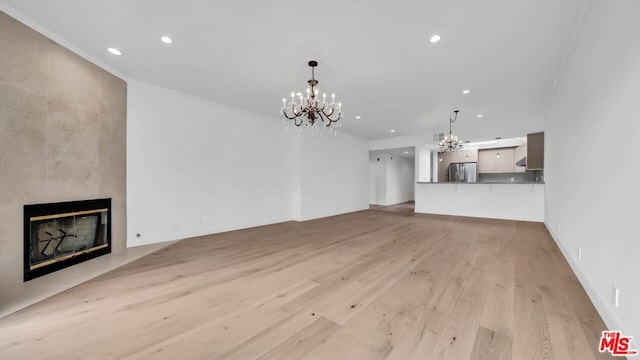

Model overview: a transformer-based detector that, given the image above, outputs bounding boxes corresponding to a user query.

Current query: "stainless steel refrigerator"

[449,162,477,182]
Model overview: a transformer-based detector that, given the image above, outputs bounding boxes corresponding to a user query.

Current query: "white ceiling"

[371,146,415,159]
[1,0,587,140]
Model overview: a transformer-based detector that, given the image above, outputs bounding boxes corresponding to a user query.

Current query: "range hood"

[516,156,526,167]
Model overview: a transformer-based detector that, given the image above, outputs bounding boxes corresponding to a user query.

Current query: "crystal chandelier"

[439,110,464,152]
[282,60,342,135]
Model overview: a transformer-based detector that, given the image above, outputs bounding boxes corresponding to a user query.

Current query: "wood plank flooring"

[0,210,619,359]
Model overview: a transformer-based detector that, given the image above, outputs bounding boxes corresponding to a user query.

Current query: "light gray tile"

[0,204,24,288]
[0,82,48,204]
[47,42,100,111]
[46,99,100,200]
[98,114,126,196]
[0,11,50,96]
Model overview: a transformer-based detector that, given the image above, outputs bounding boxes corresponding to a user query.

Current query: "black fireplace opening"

[24,198,111,281]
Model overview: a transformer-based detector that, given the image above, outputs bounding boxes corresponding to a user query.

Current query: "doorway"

[369,147,415,213]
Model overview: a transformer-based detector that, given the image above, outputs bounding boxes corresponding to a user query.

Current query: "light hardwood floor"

[369,201,415,213]
[0,210,619,359]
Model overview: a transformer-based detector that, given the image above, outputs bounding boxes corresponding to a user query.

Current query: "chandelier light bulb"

[281,60,342,134]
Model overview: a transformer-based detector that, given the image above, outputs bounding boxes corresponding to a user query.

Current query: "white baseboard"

[127,216,293,247]
[300,206,369,222]
[544,222,637,351]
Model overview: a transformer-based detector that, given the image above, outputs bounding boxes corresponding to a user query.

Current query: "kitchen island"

[415,182,544,222]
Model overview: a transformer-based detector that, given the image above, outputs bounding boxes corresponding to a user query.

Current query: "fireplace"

[24,198,111,281]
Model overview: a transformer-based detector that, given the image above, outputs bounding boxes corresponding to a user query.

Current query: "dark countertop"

[416,181,545,184]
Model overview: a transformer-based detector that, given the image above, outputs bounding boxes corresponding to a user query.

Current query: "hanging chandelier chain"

[440,110,463,152]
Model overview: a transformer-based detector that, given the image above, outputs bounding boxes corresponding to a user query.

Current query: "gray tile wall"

[478,171,543,183]
[0,11,126,305]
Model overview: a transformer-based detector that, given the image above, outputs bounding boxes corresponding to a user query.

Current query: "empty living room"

[0,1,638,359]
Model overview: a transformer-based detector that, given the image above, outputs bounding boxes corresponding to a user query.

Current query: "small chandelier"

[439,110,464,152]
[282,60,342,135]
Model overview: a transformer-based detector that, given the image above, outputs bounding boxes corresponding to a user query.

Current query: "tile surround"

[0,10,127,314]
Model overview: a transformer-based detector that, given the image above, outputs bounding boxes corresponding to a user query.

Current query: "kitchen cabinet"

[478,150,494,173]
[437,152,450,182]
[496,149,515,172]
[478,148,515,173]
[514,145,527,173]
[527,132,544,170]
[449,149,478,163]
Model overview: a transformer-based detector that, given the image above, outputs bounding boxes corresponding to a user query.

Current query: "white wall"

[369,154,415,206]
[416,146,433,183]
[416,183,544,222]
[299,131,370,220]
[128,81,369,243]
[386,155,415,205]
[127,80,299,246]
[369,154,386,205]
[544,0,640,343]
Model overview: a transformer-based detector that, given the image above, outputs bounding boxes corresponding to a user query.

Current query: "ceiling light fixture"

[430,35,441,43]
[282,60,342,135]
[462,89,470,94]
[439,110,463,152]
[107,47,123,56]
[160,36,173,44]
[355,116,361,119]
[390,129,396,133]
[404,151,409,154]
[477,114,483,118]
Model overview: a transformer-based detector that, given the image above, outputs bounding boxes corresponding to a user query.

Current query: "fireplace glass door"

[24,199,111,281]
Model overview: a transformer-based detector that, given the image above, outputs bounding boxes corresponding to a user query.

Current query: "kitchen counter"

[415,182,544,221]
[417,181,544,184]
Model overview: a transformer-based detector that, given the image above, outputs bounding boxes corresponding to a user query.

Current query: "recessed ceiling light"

[107,47,123,56]
[390,129,396,133]
[477,114,483,118]
[355,116,361,119]
[160,36,173,44]
[462,89,470,94]
[430,35,441,43]
[404,151,409,154]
